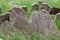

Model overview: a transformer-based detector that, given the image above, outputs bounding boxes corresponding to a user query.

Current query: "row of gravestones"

[0,1,60,40]
[0,6,59,35]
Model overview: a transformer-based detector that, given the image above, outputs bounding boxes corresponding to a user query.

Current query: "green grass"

[0,27,60,40]
[0,0,40,19]
[0,0,12,13]
[0,26,30,40]
[55,20,60,30]
[13,0,40,19]
[0,0,40,14]
[45,0,60,8]
[51,15,60,30]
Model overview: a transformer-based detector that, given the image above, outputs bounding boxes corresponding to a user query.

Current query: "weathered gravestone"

[9,7,30,35]
[32,3,39,11]
[1,21,13,35]
[1,21,30,40]
[40,3,52,13]
[29,9,58,35]
[0,12,10,25]
[54,13,60,21]
[0,21,15,40]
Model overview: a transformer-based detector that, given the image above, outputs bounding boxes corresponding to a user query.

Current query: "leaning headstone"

[40,3,52,13]
[9,7,30,35]
[32,3,39,11]
[0,12,10,25]
[54,13,60,21]
[29,9,58,35]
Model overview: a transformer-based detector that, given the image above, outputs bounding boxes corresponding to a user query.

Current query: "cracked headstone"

[41,3,52,13]
[9,7,30,35]
[29,9,58,35]
[32,3,39,11]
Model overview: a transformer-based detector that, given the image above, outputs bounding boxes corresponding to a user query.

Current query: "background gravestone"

[50,7,60,15]
[20,6,27,12]
[32,3,39,11]
[29,9,58,35]
[40,3,52,13]
[9,7,30,35]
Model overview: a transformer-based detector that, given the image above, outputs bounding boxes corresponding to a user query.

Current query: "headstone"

[29,9,58,35]
[32,3,39,11]
[54,13,60,21]
[9,7,30,35]
[9,7,26,24]
[1,21,13,35]
[20,6,27,12]
[50,7,60,15]
[0,12,10,25]
[1,21,30,40]
[0,21,15,40]
[41,3,52,13]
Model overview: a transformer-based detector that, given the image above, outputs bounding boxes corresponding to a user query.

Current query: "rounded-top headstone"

[29,9,58,35]
[8,7,30,35]
[41,3,52,13]
[9,7,26,24]
[32,3,39,11]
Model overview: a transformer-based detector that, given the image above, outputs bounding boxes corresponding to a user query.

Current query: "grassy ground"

[55,20,60,30]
